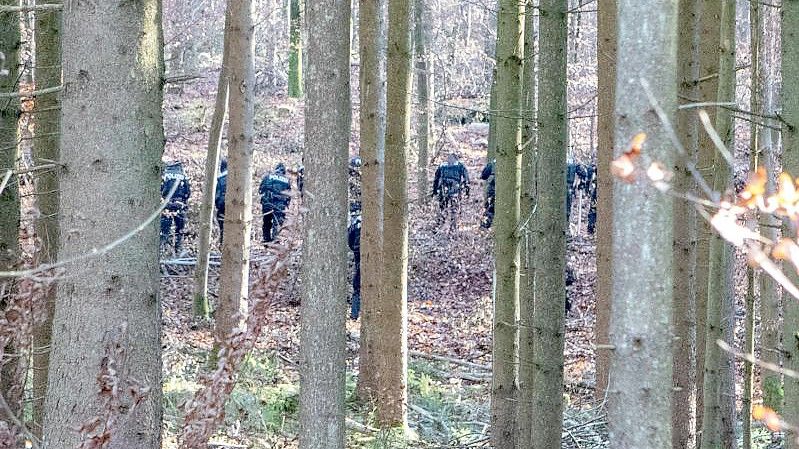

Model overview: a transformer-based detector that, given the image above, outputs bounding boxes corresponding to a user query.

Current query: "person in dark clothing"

[348,206,362,320]
[432,153,470,229]
[297,164,304,199]
[566,161,597,234]
[214,158,228,244]
[160,160,191,254]
[259,163,292,243]
[480,158,496,229]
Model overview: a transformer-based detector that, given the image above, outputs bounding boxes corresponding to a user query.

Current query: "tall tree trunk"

[41,1,164,446]
[356,0,387,403]
[529,1,567,447]
[31,0,62,435]
[0,0,20,272]
[700,2,738,448]
[758,9,781,415]
[414,0,430,205]
[216,0,255,345]
[594,0,615,401]
[491,0,524,445]
[782,0,799,446]
[742,5,761,449]
[194,10,232,319]
[695,0,722,431]
[377,0,412,428]
[298,0,350,446]
[672,0,701,447]
[607,0,676,447]
[288,0,304,97]
[487,68,498,161]
[516,1,536,445]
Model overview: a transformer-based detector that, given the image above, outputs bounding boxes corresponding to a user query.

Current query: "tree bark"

[356,0,387,403]
[782,0,799,446]
[414,0,430,205]
[194,10,231,319]
[216,0,255,345]
[529,1,567,447]
[607,0,676,447]
[0,0,20,269]
[487,69,498,161]
[288,0,303,97]
[31,0,62,435]
[298,0,351,446]
[700,3,738,448]
[516,1,536,445]
[695,0,722,431]
[491,0,524,445]
[594,0,615,401]
[41,1,164,447]
[376,0,412,428]
[672,0,701,447]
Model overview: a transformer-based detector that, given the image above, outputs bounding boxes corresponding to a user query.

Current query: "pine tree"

[288,0,304,97]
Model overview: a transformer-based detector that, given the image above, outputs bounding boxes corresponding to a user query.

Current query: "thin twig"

[0,85,62,100]
[0,4,61,12]
[718,339,799,380]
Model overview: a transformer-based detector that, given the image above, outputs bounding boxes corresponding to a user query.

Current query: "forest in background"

[1,0,798,448]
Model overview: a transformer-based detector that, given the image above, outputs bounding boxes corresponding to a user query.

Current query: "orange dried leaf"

[611,154,637,182]
[628,132,646,156]
[753,404,768,420]
[738,166,767,208]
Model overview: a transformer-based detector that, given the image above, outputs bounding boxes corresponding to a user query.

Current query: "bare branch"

[0,4,62,13]
[0,85,62,100]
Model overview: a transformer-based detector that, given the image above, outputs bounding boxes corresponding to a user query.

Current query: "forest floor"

[157,79,607,448]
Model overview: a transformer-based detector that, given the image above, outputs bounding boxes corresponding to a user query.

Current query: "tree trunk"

[782,0,799,446]
[594,0,615,401]
[529,1,567,447]
[216,0,255,345]
[288,0,304,97]
[607,0,676,447]
[700,2,738,448]
[31,0,62,435]
[672,0,700,447]
[41,1,164,447]
[516,1,536,445]
[0,0,20,282]
[298,0,350,446]
[758,10,781,415]
[487,69,498,161]
[356,0,387,403]
[695,0,722,431]
[414,0,430,205]
[194,11,232,319]
[491,0,524,445]
[376,0,412,428]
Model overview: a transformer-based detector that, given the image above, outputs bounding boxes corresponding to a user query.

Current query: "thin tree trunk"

[607,0,676,447]
[376,0,412,428]
[0,0,20,270]
[194,11,232,319]
[356,0,387,403]
[782,0,799,445]
[530,1,567,447]
[672,1,701,447]
[216,0,255,345]
[414,0,430,205]
[41,1,164,446]
[298,0,350,446]
[701,3,738,448]
[288,0,303,97]
[487,68,498,161]
[516,1,536,445]
[31,0,61,435]
[758,11,781,415]
[491,0,524,445]
[695,0,722,431]
[594,0,615,402]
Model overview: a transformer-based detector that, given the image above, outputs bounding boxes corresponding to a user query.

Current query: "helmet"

[349,156,362,168]
[274,163,286,175]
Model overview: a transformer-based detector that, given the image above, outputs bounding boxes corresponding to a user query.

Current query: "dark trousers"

[262,205,287,242]
[351,251,361,319]
[216,212,225,244]
[160,207,187,251]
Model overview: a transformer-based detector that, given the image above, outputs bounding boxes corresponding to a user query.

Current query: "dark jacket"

[433,162,470,196]
[259,172,292,209]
